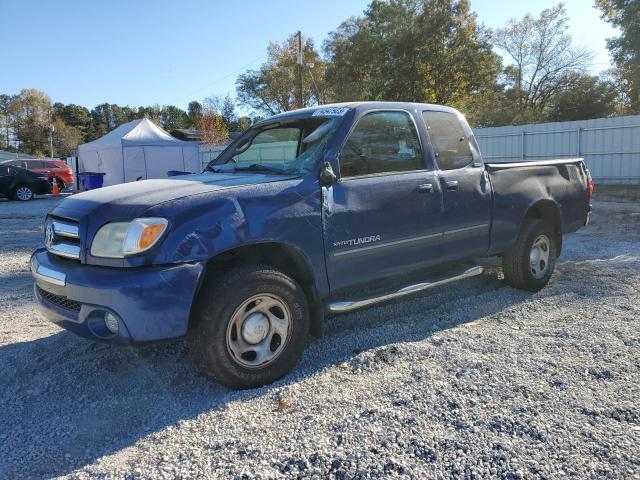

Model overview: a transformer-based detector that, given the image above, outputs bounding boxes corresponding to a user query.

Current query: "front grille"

[37,286,82,312]
[45,217,81,261]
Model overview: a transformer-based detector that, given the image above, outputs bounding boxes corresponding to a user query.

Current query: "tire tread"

[502,219,556,292]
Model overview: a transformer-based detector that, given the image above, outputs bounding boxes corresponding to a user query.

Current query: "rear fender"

[523,199,563,256]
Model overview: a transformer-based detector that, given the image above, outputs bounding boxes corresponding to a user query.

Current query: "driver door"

[323,110,444,292]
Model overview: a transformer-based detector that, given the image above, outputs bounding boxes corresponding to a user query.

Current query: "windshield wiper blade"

[234,164,293,175]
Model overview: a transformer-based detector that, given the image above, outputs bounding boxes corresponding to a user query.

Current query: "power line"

[171,54,267,104]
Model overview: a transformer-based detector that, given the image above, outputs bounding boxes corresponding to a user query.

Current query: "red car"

[2,159,74,190]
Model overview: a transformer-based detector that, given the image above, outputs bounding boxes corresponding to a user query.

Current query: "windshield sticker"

[312,107,350,117]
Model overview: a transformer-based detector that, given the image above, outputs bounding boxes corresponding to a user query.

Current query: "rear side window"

[422,111,473,170]
[45,162,61,169]
[339,111,422,178]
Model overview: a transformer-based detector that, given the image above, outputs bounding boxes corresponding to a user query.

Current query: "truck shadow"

[0,269,534,478]
[1,242,633,478]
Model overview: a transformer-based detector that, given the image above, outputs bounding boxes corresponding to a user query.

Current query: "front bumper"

[30,248,204,343]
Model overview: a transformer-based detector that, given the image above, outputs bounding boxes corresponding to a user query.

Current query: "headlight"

[90,218,168,258]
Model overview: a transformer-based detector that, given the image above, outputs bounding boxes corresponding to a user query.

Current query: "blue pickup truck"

[31,102,593,388]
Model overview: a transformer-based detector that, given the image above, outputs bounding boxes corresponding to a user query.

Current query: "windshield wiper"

[234,164,294,175]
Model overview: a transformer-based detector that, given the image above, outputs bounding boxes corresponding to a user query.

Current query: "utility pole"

[296,31,304,109]
[48,108,54,158]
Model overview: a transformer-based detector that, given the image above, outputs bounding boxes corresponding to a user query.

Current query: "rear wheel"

[13,185,34,201]
[189,265,309,389]
[502,219,557,292]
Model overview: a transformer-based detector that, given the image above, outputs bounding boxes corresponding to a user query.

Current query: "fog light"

[104,312,119,334]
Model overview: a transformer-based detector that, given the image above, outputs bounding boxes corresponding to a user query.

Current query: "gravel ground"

[0,194,638,479]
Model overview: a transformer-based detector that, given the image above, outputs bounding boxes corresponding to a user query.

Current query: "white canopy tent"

[77,118,200,186]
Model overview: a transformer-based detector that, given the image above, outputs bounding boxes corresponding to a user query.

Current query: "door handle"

[445,180,459,191]
[447,181,459,191]
[417,183,433,193]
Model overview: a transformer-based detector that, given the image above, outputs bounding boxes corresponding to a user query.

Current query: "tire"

[189,264,309,389]
[13,184,34,201]
[502,219,557,292]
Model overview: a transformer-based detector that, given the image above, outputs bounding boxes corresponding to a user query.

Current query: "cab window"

[422,111,474,170]
[339,111,423,178]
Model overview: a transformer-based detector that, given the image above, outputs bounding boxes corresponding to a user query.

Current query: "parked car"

[0,164,51,201]
[2,159,73,190]
[30,102,593,389]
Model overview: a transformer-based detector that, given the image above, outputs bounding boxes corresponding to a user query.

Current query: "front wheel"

[502,219,557,292]
[189,265,309,389]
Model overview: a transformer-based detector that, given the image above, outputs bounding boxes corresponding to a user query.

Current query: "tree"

[90,103,118,138]
[221,95,237,125]
[52,103,91,139]
[491,4,593,122]
[198,112,228,146]
[323,0,500,109]
[547,73,619,121]
[236,116,252,132]
[0,94,13,149]
[138,104,161,125]
[203,94,233,122]
[203,94,249,131]
[596,0,640,112]
[121,106,138,123]
[187,101,203,128]
[51,119,83,156]
[10,88,52,155]
[160,105,189,131]
[236,33,328,115]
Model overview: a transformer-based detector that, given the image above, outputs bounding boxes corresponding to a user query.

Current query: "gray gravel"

[0,195,638,479]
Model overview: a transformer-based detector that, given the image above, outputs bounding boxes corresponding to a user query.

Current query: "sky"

[1,0,618,111]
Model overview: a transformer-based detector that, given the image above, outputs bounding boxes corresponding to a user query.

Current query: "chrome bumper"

[30,255,66,286]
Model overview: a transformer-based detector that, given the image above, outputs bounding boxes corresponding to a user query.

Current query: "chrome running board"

[328,266,484,313]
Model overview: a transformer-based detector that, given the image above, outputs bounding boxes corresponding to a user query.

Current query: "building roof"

[171,129,201,141]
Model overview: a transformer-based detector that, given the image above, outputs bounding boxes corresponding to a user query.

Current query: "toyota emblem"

[45,222,55,247]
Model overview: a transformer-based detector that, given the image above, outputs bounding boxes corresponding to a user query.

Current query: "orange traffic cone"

[52,180,60,197]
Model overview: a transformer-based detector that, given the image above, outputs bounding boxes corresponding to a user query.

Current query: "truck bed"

[485,158,590,256]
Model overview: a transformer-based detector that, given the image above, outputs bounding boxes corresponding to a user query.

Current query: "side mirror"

[319,162,337,185]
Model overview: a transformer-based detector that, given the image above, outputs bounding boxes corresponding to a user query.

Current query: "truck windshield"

[207,116,343,175]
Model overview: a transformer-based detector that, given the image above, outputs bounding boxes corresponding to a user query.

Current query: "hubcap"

[530,234,551,279]
[17,187,32,201]
[241,312,270,344]
[226,294,291,368]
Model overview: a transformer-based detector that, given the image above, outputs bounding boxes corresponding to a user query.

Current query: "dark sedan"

[0,164,51,201]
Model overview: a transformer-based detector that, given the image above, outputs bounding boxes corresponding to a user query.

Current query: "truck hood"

[51,172,296,221]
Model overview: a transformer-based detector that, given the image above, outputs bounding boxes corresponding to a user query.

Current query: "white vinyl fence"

[199,141,297,172]
[474,115,640,184]
[199,145,227,171]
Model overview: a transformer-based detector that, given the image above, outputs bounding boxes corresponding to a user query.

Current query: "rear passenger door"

[323,110,444,292]
[422,110,491,261]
